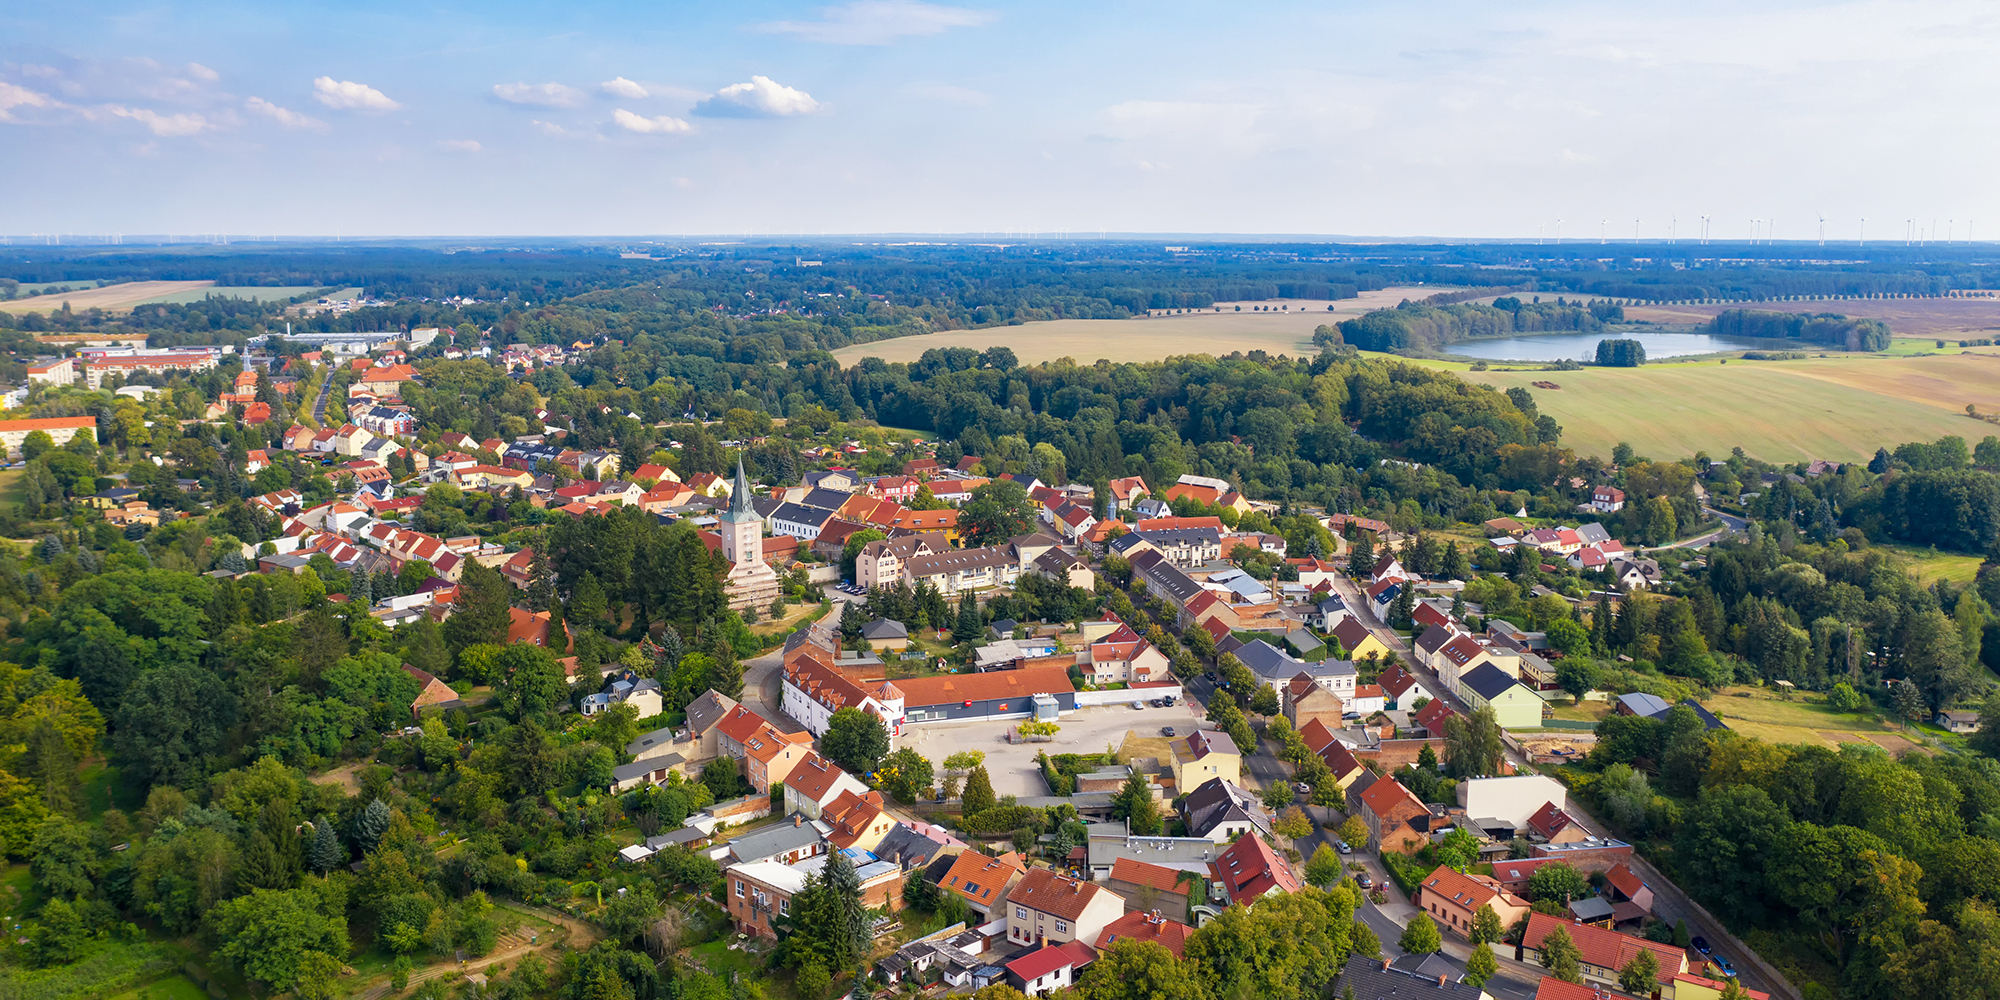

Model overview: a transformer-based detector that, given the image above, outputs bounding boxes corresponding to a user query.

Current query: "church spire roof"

[723,456,756,521]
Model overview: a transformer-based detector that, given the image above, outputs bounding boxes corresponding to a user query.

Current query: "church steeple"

[722,456,756,522]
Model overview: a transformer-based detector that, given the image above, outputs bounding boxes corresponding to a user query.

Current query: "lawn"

[1706,685,1923,751]
[105,974,209,1000]
[1475,355,1994,462]
[1877,544,1983,586]
[1546,701,1608,723]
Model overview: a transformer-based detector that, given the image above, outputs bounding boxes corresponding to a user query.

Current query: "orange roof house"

[822,789,896,853]
[940,851,1027,917]
[1095,910,1193,960]
[403,664,463,719]
[1209,833,1300,906]
[1417,864,1531,941]
[1355,777,1432,854]
[1521,912,1688,990]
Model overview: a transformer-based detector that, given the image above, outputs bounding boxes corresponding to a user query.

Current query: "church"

[717,458,783,611]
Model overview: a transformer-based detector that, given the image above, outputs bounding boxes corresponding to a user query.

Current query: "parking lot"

[897,702,1204,798]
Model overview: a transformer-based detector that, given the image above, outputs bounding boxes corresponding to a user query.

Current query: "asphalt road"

[312,364,334,422]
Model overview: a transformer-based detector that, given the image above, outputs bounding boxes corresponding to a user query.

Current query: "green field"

[1705,686,1927,753]
[106,974,209,1000]
[137,285,322,306]
[1878,544,1984,586]
[1476,354,2000,462]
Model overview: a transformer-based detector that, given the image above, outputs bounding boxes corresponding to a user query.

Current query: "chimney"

[1380,959,1391,972]
[794,815,802,827]
[1437,974,1447,987]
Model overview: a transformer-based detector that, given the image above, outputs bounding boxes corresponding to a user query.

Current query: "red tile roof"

[1420,865,1522,914]
[1378,662,1420,699]
[1009,867,1112,921]
[893,666,1074,707]
[1107,858,1193,896]
[1527,800,1574,840]
[783,751,854,803]
[940,851,1026,906]
[1605,862,1645,900]
[1210,834,1300,905]
[1523,913,1685,986]
[1006,941,1096,982]
[1095,911,1192,959]
[1356,778,1426,825]
[1671,974,1768,1000]
[1414,697,1459,735]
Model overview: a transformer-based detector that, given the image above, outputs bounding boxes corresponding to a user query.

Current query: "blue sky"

[3,0,1996,238]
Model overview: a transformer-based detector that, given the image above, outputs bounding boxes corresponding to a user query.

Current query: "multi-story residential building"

[1004,867,1125,950]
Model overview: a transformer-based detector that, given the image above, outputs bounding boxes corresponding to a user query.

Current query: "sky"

[3,0,1998,239]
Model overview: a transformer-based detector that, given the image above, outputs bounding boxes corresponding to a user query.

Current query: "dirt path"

[350,906,598,1000]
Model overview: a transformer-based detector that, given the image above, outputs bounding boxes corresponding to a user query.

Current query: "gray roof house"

[726,816,831,866]
[862,619,910,642]
[1181,777,1273,841]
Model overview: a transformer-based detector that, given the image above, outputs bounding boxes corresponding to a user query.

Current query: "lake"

[1447,331,1773,362]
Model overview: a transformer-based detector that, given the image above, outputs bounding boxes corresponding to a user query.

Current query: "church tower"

[718,457,781,610]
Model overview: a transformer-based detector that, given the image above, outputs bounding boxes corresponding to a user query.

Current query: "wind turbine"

[1670,213,1677,245]
[1860,218,1866,247]
[1817,212,1826,247]
[1600,219,1607,245]
[1556,219,1563,245]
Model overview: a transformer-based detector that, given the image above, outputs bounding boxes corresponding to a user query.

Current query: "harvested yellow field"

[0,280,214,314]
[831,286,1449,365]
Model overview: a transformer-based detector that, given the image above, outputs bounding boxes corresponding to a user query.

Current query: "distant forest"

[1702,309,1893,352]
[1326,296,1622,353]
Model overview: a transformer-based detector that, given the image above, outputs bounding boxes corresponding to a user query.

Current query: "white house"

[1590,486,1626,513]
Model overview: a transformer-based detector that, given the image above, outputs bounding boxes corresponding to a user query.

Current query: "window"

[1017,907,1028,920]
[1056,921,1067,934]
[780,899,790,916]
[735,880,744,898]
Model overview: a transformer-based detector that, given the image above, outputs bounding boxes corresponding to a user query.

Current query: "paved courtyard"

[897,702,1204,798]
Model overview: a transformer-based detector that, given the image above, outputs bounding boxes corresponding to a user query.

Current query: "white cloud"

[106,105,210,136]
[758,1,995,45]
[693,76,820,118]
[246,97,327,131]
[906,83,989,106]
[0,82,57,122]
[492,82,585,107]
[600,77,649,99]
[531,120,568,135]
[438,139,482,153]
[613,109,692,134]
[313,77,400,112]
[188,63,220,82]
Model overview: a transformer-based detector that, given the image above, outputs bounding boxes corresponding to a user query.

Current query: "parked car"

[1294,782,1312,794]
[1355,873,1374,889]
[1714,958,1736,979]
[1336,841,1353,854]
[1692,937,1711,955]
[1161,726,1176,737]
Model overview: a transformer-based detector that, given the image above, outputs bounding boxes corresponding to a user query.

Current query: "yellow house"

[1169,730,1241,790]
[1330,618,1397,663]
[1670,973,1770,1000]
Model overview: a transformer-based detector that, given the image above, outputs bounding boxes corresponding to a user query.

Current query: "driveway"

[897,703,1202,798]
